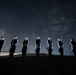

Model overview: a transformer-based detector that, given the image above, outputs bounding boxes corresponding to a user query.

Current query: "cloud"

[43,25,69,33]
[42,25,70,38]
[52,26,62,32]
[62,25,69,32]
[0,29,5,36]
[42,14,76,35]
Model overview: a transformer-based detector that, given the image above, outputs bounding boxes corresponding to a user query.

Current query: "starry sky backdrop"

[0,0,76,55]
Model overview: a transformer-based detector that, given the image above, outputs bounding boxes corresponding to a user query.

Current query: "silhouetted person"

[0,37,5,52]
[9,36,18,57]
[57,38,64,57]
[47,37,52,56]
[35,36,41,56]
[22,37,28,57]
[70,38,76,56]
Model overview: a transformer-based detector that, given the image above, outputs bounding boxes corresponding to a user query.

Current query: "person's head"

[36,36,40,40]
[48,37,51,40]
[13,36,17,39]
[24,37,28,40]
[70,38,73,41]
[1,37,5,40]
[58,38,62,41]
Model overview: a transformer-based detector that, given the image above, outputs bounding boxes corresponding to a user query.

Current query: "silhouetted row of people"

[22,37,28,57]
[47,37,52,56]
[57,38,64,57]
[0,37,5,52]
[0,36,76,57]
[70,38,76,56]
[9,36,18,57]
[35,36,41,56]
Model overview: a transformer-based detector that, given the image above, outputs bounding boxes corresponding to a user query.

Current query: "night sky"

[0,0,76,55]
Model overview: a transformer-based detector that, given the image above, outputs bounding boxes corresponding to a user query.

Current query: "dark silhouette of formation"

[47,37,52,56]
[0,37,5,52]
[21,37,28,57]
[70,38,76,56]
[9,36,18,57]
[35,36,41,56]
[0,36,76,57]
[57,38,64,57]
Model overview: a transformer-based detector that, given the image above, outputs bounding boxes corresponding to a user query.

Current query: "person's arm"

[15,40,18,45]
[27,40,29,47]
[57,41,60,49]
[70,41,73,50]
[51,41,53,49]
[40,40,42,48]
[3,40,6,46]
[62,41,64,48]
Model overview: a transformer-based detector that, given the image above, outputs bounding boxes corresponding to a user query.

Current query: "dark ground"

[0,55,76,75]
